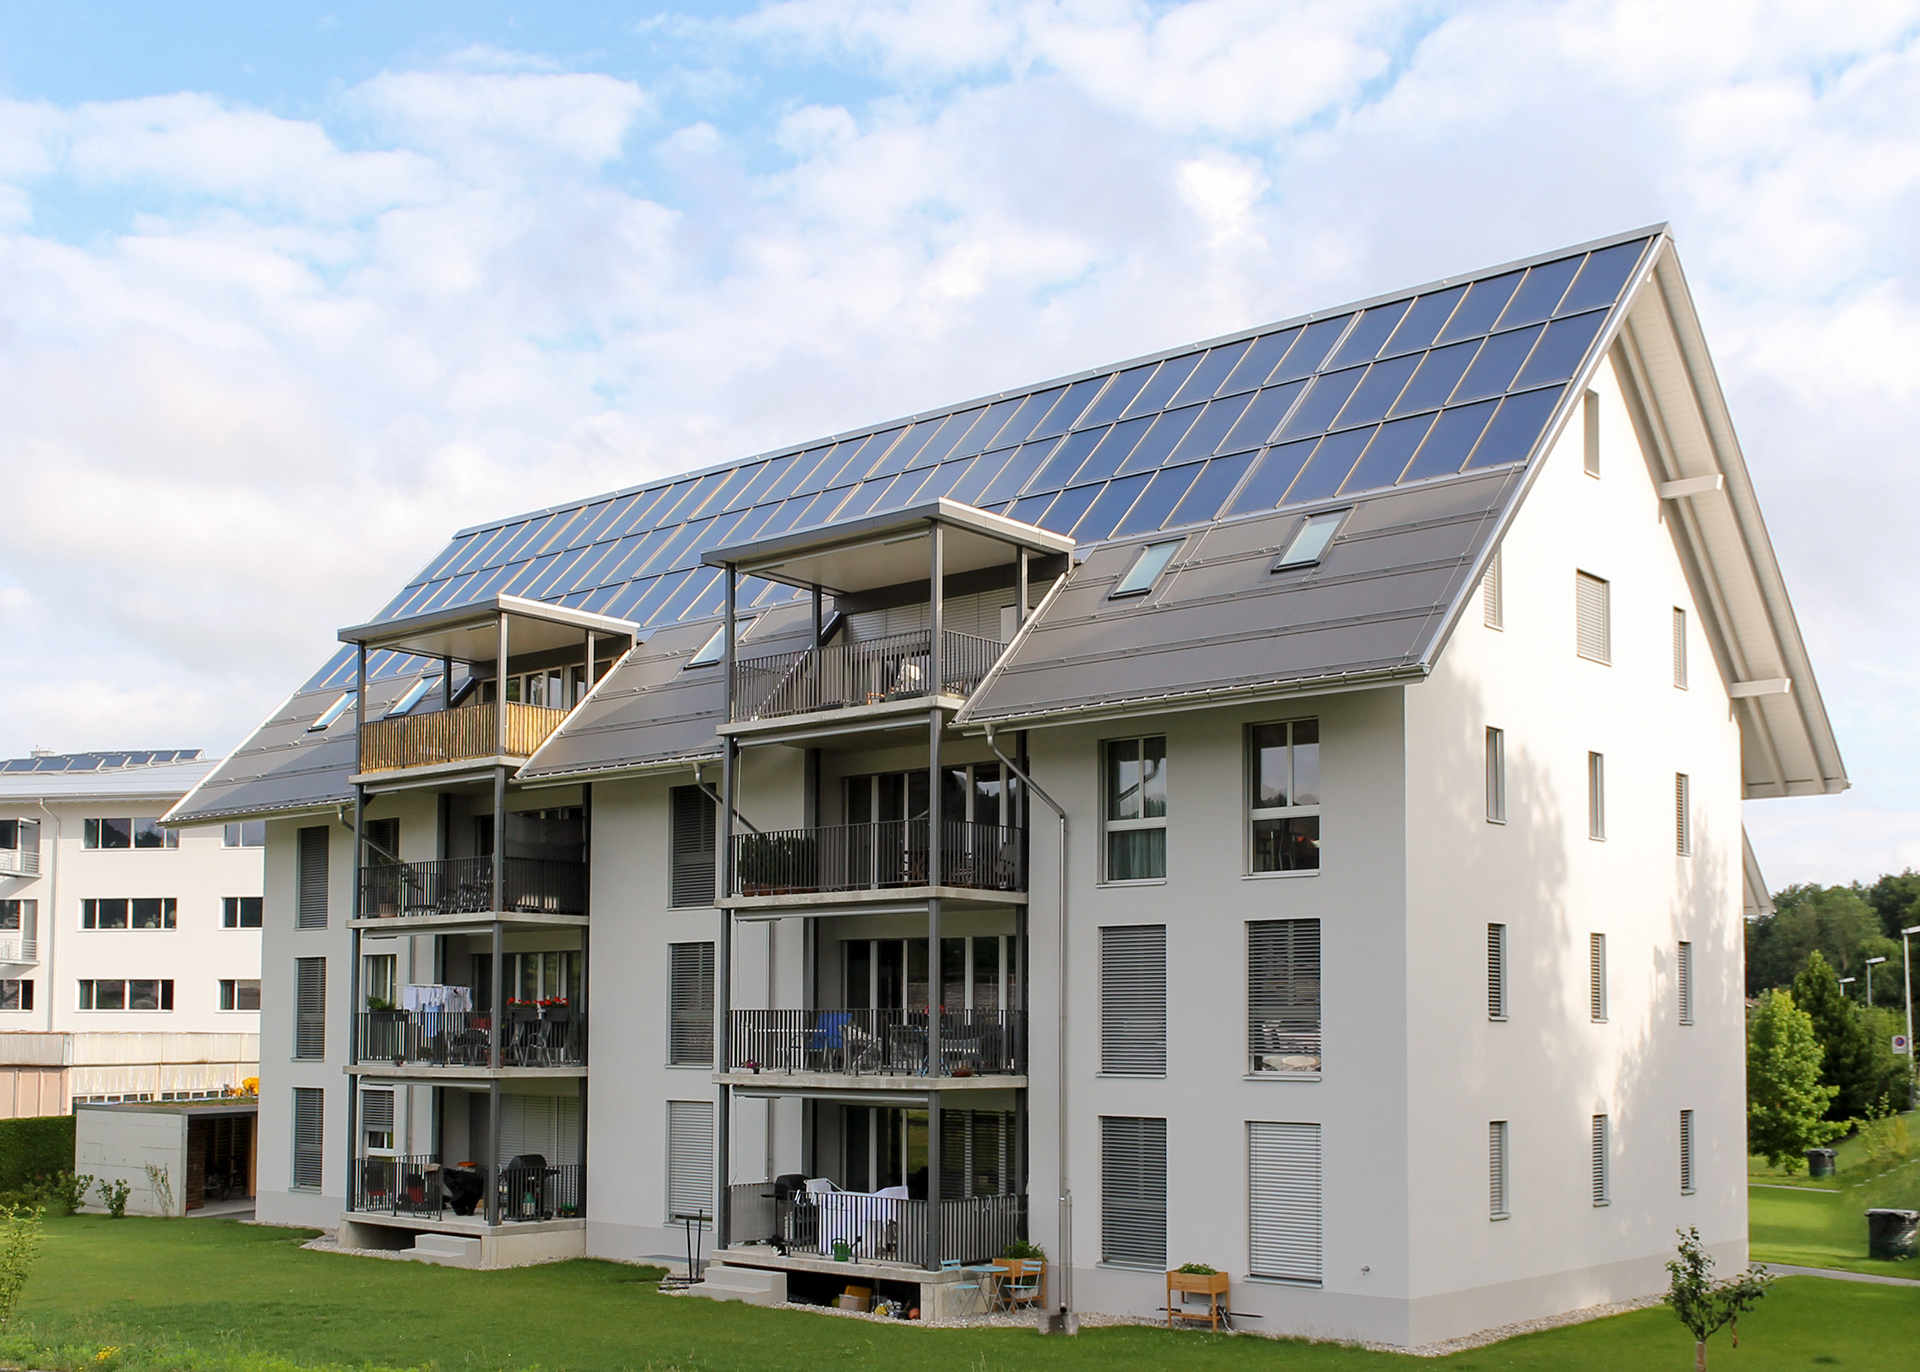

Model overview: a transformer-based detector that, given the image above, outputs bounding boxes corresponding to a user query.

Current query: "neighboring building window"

[685,618,753,671]
[292,1088,324,1190]
[1489,1121,1510,1219]
[1483,549,1503,629]
[223,822,266,848]
[296,827,329,929]
[219,979,261,1012]
[386,675,442,717]
[1591,1114,1611,1206]
[1273,510,1345,570]
[668,942,715,1066]
[362,1087,396,1153]
[1104,736,1167,881]
[1248,721,1319,873]
[669,786,717,908]
[1101,925,1167,1076]
[1248,1120,1323,1283]
[82,898,177,930]
[1487,924,1508,1021]
[1583,389,1600,477]
[83,818,177,850]
[78,979,174,1010]
[1112,540,1180,597]
[295,957,326,1059]
[1587,752,1606,841]
[1673,608,1688,689]
[1680,1110,1696,1195]
[1678,941,1695,1026]
[1675,774,1691,856]
[1590,934,1608,1022]
[0,980,32,1011]
[1485,727,1506,823]
[1248,919,1321,1073]
[223,897,263,929]
[0,819,41,871]
[1575,572,1610,663]
[308,691,356,732]
[666,1100,715,1221]
[1099,1116,1167,1268]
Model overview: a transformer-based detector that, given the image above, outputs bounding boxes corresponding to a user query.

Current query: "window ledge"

[1241,869,1319,881]
[1243,1274,1324,1289]
[1489,1015,1508,1024]
[1097,1072,1167,1081]
[1097,879,1167,889]
[1490,1212,1510,1222]
[1243,1073,1321,1083]
[1096,1261,1167,1273]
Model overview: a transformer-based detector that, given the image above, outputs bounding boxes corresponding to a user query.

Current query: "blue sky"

[1,1,1918,886]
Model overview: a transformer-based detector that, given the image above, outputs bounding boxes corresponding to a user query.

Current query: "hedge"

[0,1114,74,1192]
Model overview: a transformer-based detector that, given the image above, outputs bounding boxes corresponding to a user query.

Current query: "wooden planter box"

[1166,1270,1229,1330]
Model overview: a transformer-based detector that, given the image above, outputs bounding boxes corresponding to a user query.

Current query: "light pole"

[1841,977,1855,998]
[1905,926,1920,1109]
[1866,955,1888,1006]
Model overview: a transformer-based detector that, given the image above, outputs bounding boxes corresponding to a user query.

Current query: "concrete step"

[408,1234,482,1267]
[691,1264,787,1306]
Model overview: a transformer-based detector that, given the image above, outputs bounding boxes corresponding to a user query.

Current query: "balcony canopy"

[703,498,1075,597]
[337,594,638,665]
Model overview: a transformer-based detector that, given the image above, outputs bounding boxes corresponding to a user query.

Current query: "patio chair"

[841,1022,884,1074]
[998,1259,1043,1313]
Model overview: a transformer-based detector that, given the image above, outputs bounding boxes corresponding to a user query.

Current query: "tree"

[1793,951,1898,1120]
[1665,1227,1772,1371]
[1747,988,1843,1168]
[1856,935,1906,1008]
[1746,886,1879,996]
[1860,869,1920,942]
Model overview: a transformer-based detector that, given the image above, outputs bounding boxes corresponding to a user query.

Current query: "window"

[296,827,329,929]
[1591,1114,1610,1205]
[78,979,174,1011]
[0,820,40,874]
[83,818,177,850]
[669,786,717,907]
[1249,1121,1322,1282]
[1575,572,1610,663]
[223,821,266,848]
[1678,941,1695,1026]
[386,675,442,717]
[1273,510,1345,570]
[82,899,177,930]
[220,979,261,1011]
[1673,608,1688,689]
[362,1087,396,1153]
[1248,920,1321,1073]
[363,953,397,1010]
[1104,736,1167,881]
[1487,924,1508,1021]
[1100,925,1167,1076]
[223,897,263,929]
[666,1100,715,1221]
[292,1088,324,1189]
[1485,727,1506,823]
[1583,389,1600,476]
[1112,540,1180,597]
[1590,934,1608,1022]
[1483,549,1503,628]
[1587,752,1605,840]
[1679,1110,1696,1195]
[1489,1121,1510,1219]
[1248,721,1319,872]
[308,692,356,731]
[1099,1116,1167,1268]
[0,900,31,933]
[1675,774,1691,856]
[0,980,32,1011]
[668,942,715,1066]
[686,617,755,669]
[295,957,326,1059]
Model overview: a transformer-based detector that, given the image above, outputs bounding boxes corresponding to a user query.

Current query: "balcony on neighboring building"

[354,1006,585,1073]
[731,630,1005,724]
[723,1007,1024,1087]
[0,819,39,876]
[357,855,587,928]
[357,702,568,776]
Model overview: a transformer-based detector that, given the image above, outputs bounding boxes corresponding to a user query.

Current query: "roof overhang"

[337,595,638,664]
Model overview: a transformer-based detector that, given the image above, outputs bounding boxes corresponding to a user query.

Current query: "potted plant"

[1167,1263,1230,1329]
[999,1239,1047,1309]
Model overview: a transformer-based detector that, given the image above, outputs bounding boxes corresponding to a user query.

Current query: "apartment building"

[165,226,1843,1344]
[0,750,263,1113]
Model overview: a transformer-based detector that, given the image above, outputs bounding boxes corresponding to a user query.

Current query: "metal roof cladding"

[304,227,1658,694]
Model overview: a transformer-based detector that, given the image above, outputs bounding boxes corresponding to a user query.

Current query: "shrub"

[1000,1239,1046,1261]
[142,1165,173,1217]
[96,1180,130,1219]
[1174,1262,1217,1275]
[1666,1227,1771,1371]
[44,1173,92,1217]
[0,1204,43,1329]
[0,1117,75,1195]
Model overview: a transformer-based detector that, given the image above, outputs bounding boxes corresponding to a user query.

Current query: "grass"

[1745,1109,1920,1275]
[1746,1110,1917,1192]
[0,1215,1913,1372]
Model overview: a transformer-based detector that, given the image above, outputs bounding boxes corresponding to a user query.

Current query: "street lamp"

[1905,926,1920,1109]
[1866,955,1888,1006]
[1841,977,1856,997]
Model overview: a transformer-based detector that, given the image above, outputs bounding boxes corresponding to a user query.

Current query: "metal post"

[716,563,738,1250]
[486,1079,501,1225]
[585,629,596,700]
[925,520,946,1274]
[812,584,824,647]
[925,1088,943,1270]
[1905,925,1918,1108]
[490,918,505,1071]
[346,647,368,1207]
[496,612,510,754]
[442,654,453,711]
[1016,547,1029,630]
[490,763,506,1072]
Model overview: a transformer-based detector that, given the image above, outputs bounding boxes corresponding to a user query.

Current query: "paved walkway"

[1769,1263,1920,1287]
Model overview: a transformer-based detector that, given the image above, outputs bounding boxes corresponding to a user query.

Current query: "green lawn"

[1749,1181,1920,1277]
[1747,1111,1917,1192]
[1,1216,1913,1372]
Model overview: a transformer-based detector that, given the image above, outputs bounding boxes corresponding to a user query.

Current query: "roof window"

[687,617,756,669]
[1111,540,1181,598]
[386,675,442,718]
[1273,511,1347,571]
[308,692,357,732]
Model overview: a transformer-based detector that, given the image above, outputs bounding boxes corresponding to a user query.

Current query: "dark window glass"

[1281,428,1374,507]
[1451,324,1545,403]
[1465,386,1567,471]
[94,980,126,1010]
[1226,440,1318,516]
[1389,339,1481,415]
[1512,311,1608,390]
[1496,256,1583,329]
[1331,354,1421,429]
[88,818,132,850]
[1436,271,1524,343]
[1340,414,1437,494]
[1326,300,1411,368]
[1075,366,1156,429]
[1116,406,1203,475]
[86,899,129,930]
[130,898,174,930]
[1121,355,1204,419]
[1558,241,1647,315]
[225,897,264,929]
[1166,392,1254,463]
[1275,367,1366,442]
[1220,381,1305,453]
[1219,328,1300,394]
[1167,451,1256,527]
[1112,464,1204,539]
[1382,285,1467,355]
[1399,399,1500,483]
[1168,340,1252,407]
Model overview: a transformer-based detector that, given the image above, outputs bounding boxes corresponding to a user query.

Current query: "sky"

[0,0,1916,889]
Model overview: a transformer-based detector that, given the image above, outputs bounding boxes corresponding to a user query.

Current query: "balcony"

[0,934,37,966]
[727,1008,1024,1080]
[0,848,37,878]
[358,856,587,923]
[725,1183,1022,1267]
[731,820,1023,898]
[353,1154,584,1221]
[355,1007,585,1071]
[357,702,568,776]
[731,631,1004,724]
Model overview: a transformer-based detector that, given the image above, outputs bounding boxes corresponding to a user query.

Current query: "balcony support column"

[441,654,453,711]
[485,1079,501,1226]
[717,561,738,1251]
[1017,546,1028,630]
[495,612,510,754]
[924,1087,943,1270]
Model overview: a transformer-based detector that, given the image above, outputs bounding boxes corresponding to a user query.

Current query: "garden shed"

[75,1100,255,1216]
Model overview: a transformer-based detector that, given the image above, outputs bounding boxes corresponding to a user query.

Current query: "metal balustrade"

[725,1182,1024,1266]
[353,1154,585,1221]
[357,702,569,774]
[356,1008,586,1068]
[731,820,1023,896]
[727,1008,1024,1077]
[358,855,587,920]
[731,631,1005,723]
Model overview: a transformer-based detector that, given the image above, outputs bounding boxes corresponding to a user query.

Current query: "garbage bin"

[1806,1148,1837,1178]
[1866,1209,1919,1260]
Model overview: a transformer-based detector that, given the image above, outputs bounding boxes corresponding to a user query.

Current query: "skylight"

[687,616,756,669]
[1112,540,1181,597]
[386,675,442,718]
[308,692,357,732]
[1273,511,1346,570]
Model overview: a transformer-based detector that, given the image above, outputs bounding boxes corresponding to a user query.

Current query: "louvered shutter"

[292,1088,325,1189]
[1100,926,1166,1075]
[361,1087,395,1151]
[1488,1121,1509,1218]
[1487,924,1508,1020]
[1247,920,1321,1072]
[669,787,716,908]
[1591,1115,1610,1205]
[1248,1121,1321,1282]
[1589,934,1607,1022]
[1575,572,1610,663]
[296,826,329,928]
[1679,1110,1695,1194]
[666,1100,714,1220]
[1099,1116,1166,1267]
[294,958,326,1060]
[1675,774,1691,855]
[499,1095,580,1163]
[1678,942,1694,1025]
[1485,727,1505,822]
[1482,550,1503,629]
[668,943,715,1065]
[1673,607,1688,688]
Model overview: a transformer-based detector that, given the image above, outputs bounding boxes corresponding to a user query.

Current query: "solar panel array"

[0,750,203,772]
[312,236,1650,690]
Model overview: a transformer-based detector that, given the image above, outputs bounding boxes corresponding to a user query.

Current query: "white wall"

[75,1105,187,1217]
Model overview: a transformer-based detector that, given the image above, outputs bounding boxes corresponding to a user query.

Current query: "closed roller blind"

[668,942,715,1066]
[1591,1114,1610,1205]
[296,826,329,928]
[1675,774,1691,856]
[292,1087,324,1189]
[1680,1110,1695,1194]
[1589,934,1607,1022]
[1100,1115,1167,1268]
[1488,1121,1509,1219]
[500,1094,581,1163]
[666,1100,715,1221]
[1483,550,1503,628]
[1248,1121,1322,1282]
[1575,572,1610,663]
[294,958,326,1060]
[1100,925,1166,1075]
[669,786,716,908]
[1673,607,1688,688]
[361,1087,394,1133]
[1678,941,1694,1025]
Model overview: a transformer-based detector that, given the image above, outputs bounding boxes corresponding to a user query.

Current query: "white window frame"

[219,979,261,1012]
[1102,735,1167,884]
[77,978,174,1011]
[1489,1120,1510,1220]
[1590,933,1608,1023]
[1272,510,1347,570]
[1247,720,1320,875]
[1487,923,1508,1021]
[1587,752,1605,841]
[1591,1114,1611,1206]
[1485,727,1506,823]
[1111,540,1180,598]
[1675,773,1691,856]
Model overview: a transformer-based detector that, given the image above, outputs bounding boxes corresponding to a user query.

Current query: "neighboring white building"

[0,751,263,1112]
[167,227,1844,1341]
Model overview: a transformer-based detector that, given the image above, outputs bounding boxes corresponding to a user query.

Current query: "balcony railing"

[726,1182,1023,1266]
[358,702,569,774]
[732,820,1023,896]
[731,630,1004,723]
[0,848,38,877]
[0,935,37,965]
[359,856,587,920]
[357,1007,585,1068]
[353,1154,584,1221]
[728,1008,1024,1077]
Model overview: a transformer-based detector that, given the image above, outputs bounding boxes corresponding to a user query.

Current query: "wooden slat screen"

[358,703,567,774]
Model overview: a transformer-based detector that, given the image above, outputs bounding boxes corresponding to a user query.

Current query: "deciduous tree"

[1747,988,1843,1168]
